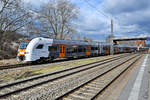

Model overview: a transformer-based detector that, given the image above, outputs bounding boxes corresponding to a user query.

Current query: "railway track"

[56,55,142,100]
[0,54,127,70]
[0,54,140,99]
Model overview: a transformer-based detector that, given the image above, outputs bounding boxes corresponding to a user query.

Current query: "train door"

[114,47,118,54]
[59,45,65,58]
[106,46,110,55]
[128,48,131,53]
[86,46,91,56]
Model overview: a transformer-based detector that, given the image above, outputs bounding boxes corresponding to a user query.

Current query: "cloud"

[23,0,110,41]
[73,1,111,40]
[73,0,150,41]
[98,0,150,38]
[102,0,150,14]
[23,0,150,41]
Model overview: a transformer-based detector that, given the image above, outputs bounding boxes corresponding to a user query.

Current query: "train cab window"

[19,42,29,49]
[36,44,43,49]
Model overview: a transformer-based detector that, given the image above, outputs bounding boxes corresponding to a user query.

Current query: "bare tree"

[0,0,32,45]
[36,0,78,39]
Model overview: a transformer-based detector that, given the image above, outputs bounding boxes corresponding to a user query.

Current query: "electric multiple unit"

[17,37,149,62]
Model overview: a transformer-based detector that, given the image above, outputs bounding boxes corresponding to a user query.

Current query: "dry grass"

[0,58,19,66]
[0,68,40,84]
[33,55,113,75]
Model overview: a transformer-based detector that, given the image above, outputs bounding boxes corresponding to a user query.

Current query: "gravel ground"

[0,54,123,84]
[3,54,137,100]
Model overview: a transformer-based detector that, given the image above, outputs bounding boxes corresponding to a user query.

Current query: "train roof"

[22,37,149,48]
[53,39,98,45]
[24,37,98,46]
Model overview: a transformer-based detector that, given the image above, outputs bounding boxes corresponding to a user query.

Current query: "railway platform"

[118,54,149,100]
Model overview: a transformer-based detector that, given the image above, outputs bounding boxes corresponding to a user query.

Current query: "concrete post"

[110,39,114,55]
[110,19,114,55]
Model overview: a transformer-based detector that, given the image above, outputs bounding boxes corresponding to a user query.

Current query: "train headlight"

[25,52,29,54]
[20,52,24,54]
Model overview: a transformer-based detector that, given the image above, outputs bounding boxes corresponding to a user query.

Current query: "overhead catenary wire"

[81,0,115,53]
[82,0,111,20]
[82,0,120,27]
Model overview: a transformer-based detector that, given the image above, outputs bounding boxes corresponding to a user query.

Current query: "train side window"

[78,48,80,52]
[84,48,86,52]
[78,48,81,52]
[103,47,105,50]
[63,47,65,53]
[67,48,69,53]
[36,44,43,49]
[95,47,98,50]
[80,48,82,52]
[60,47,62,53]
[76,48,78,52]
[74,48,76,53]
[49,46,57,52]
[73,48,76,53]
[92,47,96,50]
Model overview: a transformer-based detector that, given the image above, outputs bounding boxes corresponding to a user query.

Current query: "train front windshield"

[19,42,29,49]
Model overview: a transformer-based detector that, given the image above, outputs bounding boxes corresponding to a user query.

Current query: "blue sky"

[23,0,150,42]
